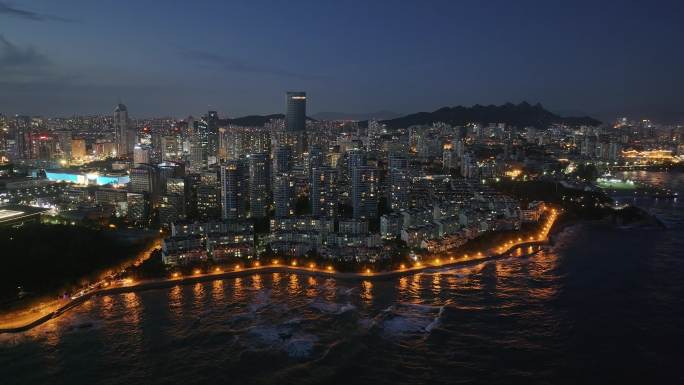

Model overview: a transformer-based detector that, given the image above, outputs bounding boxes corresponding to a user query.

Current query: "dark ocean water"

[1,172,683,385]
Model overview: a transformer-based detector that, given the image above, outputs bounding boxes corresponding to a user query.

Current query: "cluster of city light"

[621,149,674,160]
[154,210,560,283]
[620,149,681,164]
[496,207,558,254]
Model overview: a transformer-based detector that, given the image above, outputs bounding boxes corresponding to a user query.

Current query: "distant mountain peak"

[378,102,600,129]
[222,103,600,128]
[311,111,402,121]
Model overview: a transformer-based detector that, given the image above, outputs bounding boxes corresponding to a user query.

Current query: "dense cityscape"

[1,93,683,312]
[2,1,683,384]
[1,93,681,268]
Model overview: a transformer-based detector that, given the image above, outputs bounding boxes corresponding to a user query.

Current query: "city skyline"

[1,3,684,384]
[1,0,683,122]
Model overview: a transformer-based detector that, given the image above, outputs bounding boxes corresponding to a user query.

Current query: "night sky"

[1,0,682,122]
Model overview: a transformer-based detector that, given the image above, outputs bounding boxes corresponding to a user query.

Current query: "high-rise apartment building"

[114,103,132,157]
[351,165,379,219]
[273,173,294,218]
[220,159,248,220]
[311,167,338,218]
[388,154,409,211]
[248,153,270,218]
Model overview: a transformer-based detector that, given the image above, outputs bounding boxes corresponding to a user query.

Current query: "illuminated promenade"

[0,210,558,334]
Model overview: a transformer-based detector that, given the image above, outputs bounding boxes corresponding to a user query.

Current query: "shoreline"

[0,211,560,334]
[0,240,549,334]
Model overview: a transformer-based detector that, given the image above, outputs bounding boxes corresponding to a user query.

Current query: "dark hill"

[222,114,317,127]
[378,102,600,129]
[223,114,284,127]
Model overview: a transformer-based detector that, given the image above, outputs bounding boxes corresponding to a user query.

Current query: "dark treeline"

[0,224,147,302]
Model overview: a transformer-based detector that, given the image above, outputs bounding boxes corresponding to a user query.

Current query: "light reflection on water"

[122,292,141,326]
[398,276,408,295]
[431,273,441,295]
[211,279,224,302]
[271,272,282,294]
[250,274,262,291]
[361,280,373,304]
[192,282,205,305]
[306,276,318,298]
[288,273,300,295]
[2,172,683,385]
[168,285,183,319]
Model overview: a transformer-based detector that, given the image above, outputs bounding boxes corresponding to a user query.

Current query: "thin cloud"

[0,1,77,23]
[184,49,322,80]
[0,34,68,83]
[0,34,50,68]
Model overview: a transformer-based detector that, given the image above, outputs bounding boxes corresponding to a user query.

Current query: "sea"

[1,171,682,385]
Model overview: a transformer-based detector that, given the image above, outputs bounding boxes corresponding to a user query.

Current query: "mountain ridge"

[221,102,601,128]
[376,102,600,129]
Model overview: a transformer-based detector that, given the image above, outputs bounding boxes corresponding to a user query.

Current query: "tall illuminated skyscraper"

[114,103,129,157]
[285,92,307,159]
[286,92,306,132]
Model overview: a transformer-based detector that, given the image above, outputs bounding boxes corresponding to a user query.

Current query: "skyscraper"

[286,92,306,132]
[351,165,379,219]
[204,110,220,164]
[307,144,324,179]
[248,153,270,218]
[114,103,130,157]
[273,145,293,175]
[348,149,367,176]
[220,159,248,220]
[285,92,307,159]
[129,164,160,206]
[273,173,294,218]
[13,115,30,160]
[311,167,338,218]
[388,154,409,211]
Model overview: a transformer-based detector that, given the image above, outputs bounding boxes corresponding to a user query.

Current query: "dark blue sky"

[1,0,682,122]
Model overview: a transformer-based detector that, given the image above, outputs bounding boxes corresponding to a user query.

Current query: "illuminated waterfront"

[0,173,682,384]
